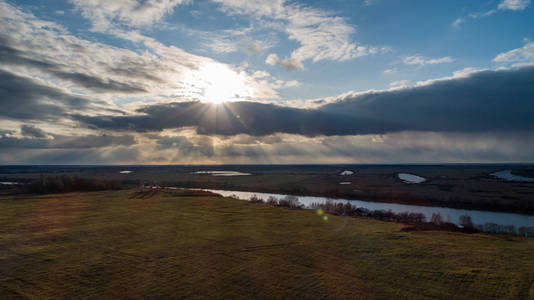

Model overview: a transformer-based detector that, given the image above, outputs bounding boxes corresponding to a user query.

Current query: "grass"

[1,189,534,299]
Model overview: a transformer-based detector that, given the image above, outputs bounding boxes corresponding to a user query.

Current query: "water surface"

[398,173,426,184]
[491,170,534,182]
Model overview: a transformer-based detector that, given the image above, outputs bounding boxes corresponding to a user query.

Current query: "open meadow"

[1,189,534,299]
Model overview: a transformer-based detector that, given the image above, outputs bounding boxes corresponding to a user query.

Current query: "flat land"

[2,164,534,213]
[1,190,534,299]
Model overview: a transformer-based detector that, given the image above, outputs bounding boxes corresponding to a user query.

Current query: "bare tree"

[459,215,473,229]
[431,213,443,225]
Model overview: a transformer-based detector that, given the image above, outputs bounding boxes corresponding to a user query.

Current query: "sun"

[194,63,253,104]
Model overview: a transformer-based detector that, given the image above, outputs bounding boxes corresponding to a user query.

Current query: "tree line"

[247,195,534,237]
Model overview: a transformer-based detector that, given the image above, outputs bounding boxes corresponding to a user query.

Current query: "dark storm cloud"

[0,39,146,94]
[322,66,534,133]
[51,134,137,148]
[74,65,534,136]
[0,69,92,120]
[19,147,140,165]
[50,71,147,94]
[75,101,389,136]
[0,134,136,149]
[20,125,48,138]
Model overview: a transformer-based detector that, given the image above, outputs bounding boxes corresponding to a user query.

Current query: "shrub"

[355,207,371,216]
[503,225,516,234]
[483,222,499,233]
[274,198,529,237]
[277,195,302,209]
[266,196,278,205]
[249,195,264,203]
[518,226,534,237]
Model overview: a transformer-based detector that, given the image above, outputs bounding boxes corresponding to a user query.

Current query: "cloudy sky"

[1,0,533,164]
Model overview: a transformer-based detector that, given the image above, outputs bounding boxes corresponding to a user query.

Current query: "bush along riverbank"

[245,194,534,238]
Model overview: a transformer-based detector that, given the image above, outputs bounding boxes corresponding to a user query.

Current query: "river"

[181,188,534,229]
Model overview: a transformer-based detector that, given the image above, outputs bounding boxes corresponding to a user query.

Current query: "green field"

[1,190,534,299]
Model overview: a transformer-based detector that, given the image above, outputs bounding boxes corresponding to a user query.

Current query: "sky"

[1,0,534,164]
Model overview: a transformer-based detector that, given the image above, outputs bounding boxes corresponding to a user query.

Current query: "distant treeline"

[26,175,124,194]
[246,195,534,238]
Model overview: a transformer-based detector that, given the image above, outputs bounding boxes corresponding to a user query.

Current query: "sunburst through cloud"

[1,1,534,298]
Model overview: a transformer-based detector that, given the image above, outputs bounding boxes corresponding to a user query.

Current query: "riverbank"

[187,188,534,236]
[1,189,534,299]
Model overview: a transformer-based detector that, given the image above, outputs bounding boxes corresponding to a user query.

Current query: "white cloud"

[403,56,426,65]
[203,37,239,54]
[469,9,497,19]
[453,0,529,28]
[451,67,487,78]
[284,80,300,88]
[493,42,534,64]
[251,70,270,79]
[0,1,292,108]
[451,18,464,28]
[452,9,494,28]
[198,28,271,55]
[212,0,386,69]
[412,67,488,87]
[73,0,388,69]
[238,35,269,54]
[427,56,456,64]
[403,55,455,66]
[69,0,190,30]
[265,53,304,70]
[389,80,409,88]
[383,67,397,74]
[498,0,531,10]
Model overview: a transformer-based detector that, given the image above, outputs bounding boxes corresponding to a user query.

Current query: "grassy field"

[1,190,534,299]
